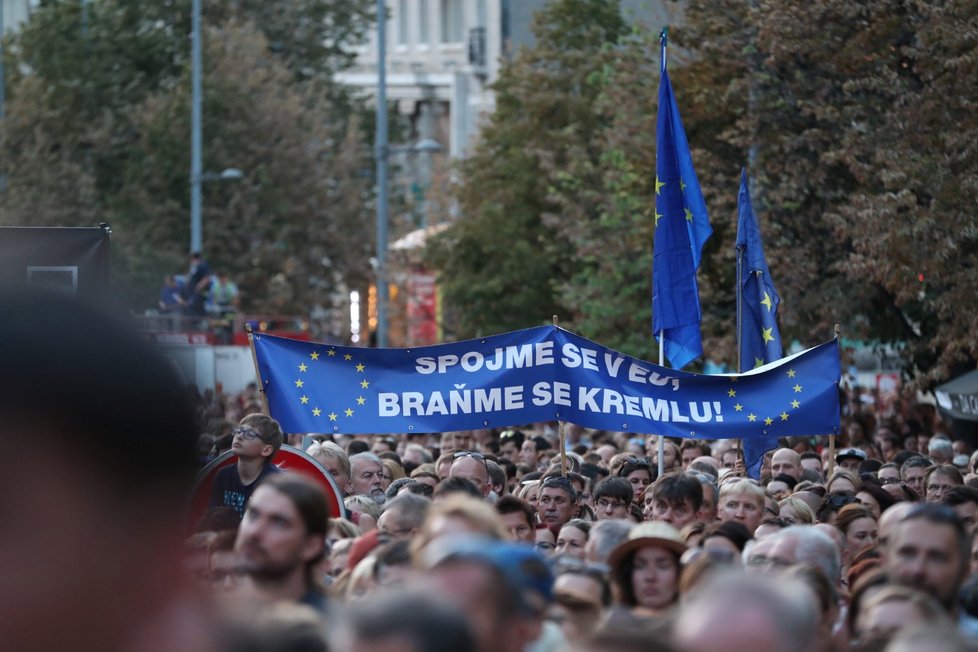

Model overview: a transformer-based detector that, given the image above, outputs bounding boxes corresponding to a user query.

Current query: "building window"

[397,0,409,45]
[419,0,430,45]
[440,0,464,43]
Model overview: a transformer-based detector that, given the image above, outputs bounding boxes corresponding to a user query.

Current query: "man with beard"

[235,473,330,610]
[349,452,387,503]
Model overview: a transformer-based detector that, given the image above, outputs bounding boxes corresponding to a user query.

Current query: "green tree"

[428,0,628,337]
[0,0,375,314]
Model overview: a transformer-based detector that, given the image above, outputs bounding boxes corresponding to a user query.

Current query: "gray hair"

[349,451,384,470]
[381,493,431,530]
[779,525,841,585]
[675,571,818,652]
[588,520,633,564]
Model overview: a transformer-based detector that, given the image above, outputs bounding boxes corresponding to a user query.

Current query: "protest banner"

[252,326,841,440]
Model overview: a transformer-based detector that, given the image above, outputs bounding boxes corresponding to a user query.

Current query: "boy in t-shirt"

[209,414,283,518]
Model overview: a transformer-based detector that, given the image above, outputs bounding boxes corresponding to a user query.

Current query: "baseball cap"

[424,536,554,612]
[836,448,868,462]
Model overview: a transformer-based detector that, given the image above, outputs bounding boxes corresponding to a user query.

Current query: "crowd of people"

[190,376,978,652]
[9,286,977,652]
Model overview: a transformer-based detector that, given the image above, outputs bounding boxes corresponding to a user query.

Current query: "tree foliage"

[0,0,375,313]
[432,0,978,383]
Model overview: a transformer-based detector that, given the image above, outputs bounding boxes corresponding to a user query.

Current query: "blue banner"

[252,327,841,440]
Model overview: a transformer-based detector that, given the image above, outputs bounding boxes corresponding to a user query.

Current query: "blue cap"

[424,536,554,610]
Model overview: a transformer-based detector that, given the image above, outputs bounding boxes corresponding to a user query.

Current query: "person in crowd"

[924,463,964,502]
[770,448,803,481]
[307,440,353,496]
[423,537,560,652]
[556,519,591,560]
[673,572,818,652]
[496,494,537,544]
[594,477,634,521]
[235,472,330,610]
[900,456,932,497]
[349,452,387,503]
[717,479,766,534]
[608,522,686,618]
[942,485,978,530]
[883,503,975,631]
[648,471,703,530]
[833,503,879,580]
[836,447,868,472]
[538,475,579,529]
[209,414,284,518]
[851,584,951,644]
[377,493,431,542]
[450,450,493,498]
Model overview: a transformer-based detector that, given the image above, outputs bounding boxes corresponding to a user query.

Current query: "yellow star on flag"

[684,207,693,222]
[727,389,737,398]
[753,357,764,369]
[680,179,687,192]
[300,395,309,404]
[734,403,744,412]
[748,413,757,422]
[310,352,319,360]
[328,349,336,357]
[312,408,321,417]
[762,327,775,344]
[360,380,370,389]
[328,412,338,421]
[793,384,803,393]
[761,292,773,311]
[791,400,800,409]
[294,379,304,388]
[344,354,353,361]
[780,412,789,421]
[357,396,366,405]
[787,369,796,378]
[654,209,663,227]
[764,417,774,426]
[356,363,365,372]
[730,377,738,383]
[655,176,666,195]
[298,363,308,372]
[344,408,354,417]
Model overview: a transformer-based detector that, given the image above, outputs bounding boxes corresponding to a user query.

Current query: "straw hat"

[607,522,687,570]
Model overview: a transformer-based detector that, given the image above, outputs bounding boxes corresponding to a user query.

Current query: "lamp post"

[375,0,390,347]
[190,0,203,254]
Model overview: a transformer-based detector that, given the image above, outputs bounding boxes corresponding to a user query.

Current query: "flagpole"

[736,227,745,459]
[828,323,841,478]
[658,335,665,477]
[246,323,271,415]
[555,314,568,477]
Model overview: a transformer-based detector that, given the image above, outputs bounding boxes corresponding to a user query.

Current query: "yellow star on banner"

[357,396,366,405]
[298,363,308,372]
[728,389,737,398]
[730,377,738,383]
[794,384,803,393]
[655,176,665,195]
[787,369,797,378]
[328,412,338,421]
[761,291,773,311]
[654,209,663,227]
[310,352,319,360]
[762,327,775,344]
[294,379,304,388]
[360,380,370,389]
[356,363,365,372]
[791,400,800,409]
[300,395,309,404]
[344,408,354,417]
[312,408,321,417]
[753,357,764,369]
[684,207,693,222]
[780,412,789,421]
[764,417,774,426]
[344,354,353,361]
[680,179,687,192]
[734,403,744,412]
[748,413,757,422]
[327,349,336,356]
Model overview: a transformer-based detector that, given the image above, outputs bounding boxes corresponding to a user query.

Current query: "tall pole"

[190,0,203,254]
[0,3,6,194]
[375,0,389,347]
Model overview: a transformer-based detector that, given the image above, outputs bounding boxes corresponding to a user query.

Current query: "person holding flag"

[735,168,783,478]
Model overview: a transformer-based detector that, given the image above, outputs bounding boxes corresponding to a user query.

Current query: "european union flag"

[735,169,782,477]
[652,30,713,370]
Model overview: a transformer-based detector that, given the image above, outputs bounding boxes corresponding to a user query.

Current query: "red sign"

[188,444,345,531]
[407,270,439,346]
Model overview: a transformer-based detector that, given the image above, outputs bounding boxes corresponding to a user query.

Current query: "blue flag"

[251,326,840,440]
[652,31,713,370]
[736,169,783,477]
